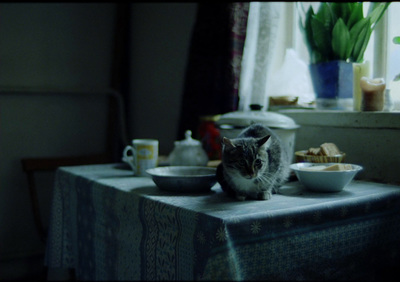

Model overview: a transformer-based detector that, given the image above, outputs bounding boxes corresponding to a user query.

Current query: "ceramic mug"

[122,139,158,176]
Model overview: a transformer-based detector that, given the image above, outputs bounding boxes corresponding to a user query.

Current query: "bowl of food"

[146,166,217,193]
[295,142,346,163]
[290,162,363,192]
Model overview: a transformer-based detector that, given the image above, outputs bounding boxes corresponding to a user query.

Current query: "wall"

[0,3,197,279]
[129,3,197,155]
[0,2,116,260]
[0,3,115,88]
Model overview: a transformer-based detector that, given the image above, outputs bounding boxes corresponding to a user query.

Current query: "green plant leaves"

[331,2,351,24]
[298,2,390,64]
[311,15,332,62]
[367,2,391,29]
[349,18,372,62]
[346,2,363,30]
[314,2,335,31]
[332,18,350,60]
[303,7,317,58]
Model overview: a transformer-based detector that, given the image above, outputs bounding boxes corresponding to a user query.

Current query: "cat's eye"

[255,159,262,168]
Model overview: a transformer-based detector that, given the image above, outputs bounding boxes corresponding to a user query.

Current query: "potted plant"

[298,2,390,110]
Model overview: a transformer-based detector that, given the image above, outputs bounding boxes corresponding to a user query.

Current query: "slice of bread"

[322,164,352,171]
[320,143,341,156]
[307,147,321,155]
[300,164,352,171]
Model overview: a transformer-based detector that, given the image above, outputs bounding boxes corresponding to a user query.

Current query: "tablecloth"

[45,163,400,280]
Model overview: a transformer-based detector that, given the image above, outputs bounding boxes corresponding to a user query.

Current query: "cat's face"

[222,136,270,180]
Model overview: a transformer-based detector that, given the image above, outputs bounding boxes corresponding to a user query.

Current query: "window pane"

[293,2,399,110]
[387,2,400,107]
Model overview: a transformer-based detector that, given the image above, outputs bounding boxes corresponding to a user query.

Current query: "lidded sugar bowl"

[168,130,209,166]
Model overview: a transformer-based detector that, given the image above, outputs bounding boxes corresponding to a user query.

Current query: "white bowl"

[290,162,363,192]
[146,166,217,193]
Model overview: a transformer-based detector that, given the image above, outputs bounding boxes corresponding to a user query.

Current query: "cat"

[216,123,290,201]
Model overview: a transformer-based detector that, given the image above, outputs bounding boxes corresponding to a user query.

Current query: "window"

[292,2,400,110]
[240,2,400,111]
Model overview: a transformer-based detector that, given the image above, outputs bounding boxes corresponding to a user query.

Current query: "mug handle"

[122,145,137,173]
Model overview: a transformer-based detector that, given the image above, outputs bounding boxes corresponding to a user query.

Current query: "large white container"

[216,106,299,162]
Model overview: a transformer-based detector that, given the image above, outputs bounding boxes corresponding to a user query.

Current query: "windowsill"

[279,109,400,129]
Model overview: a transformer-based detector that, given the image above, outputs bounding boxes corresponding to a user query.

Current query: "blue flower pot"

[309,60,353,110]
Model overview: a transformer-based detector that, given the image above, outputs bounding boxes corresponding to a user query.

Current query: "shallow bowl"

[295,150,346,163]
[290,162,363,192]
[146,166,217,193]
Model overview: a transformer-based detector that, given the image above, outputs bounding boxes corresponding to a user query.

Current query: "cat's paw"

[272,187,280,194]
[258,191,272,200]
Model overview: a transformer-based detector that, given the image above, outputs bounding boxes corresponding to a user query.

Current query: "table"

[45,163,400,280]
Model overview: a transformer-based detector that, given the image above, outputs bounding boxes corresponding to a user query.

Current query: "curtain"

[238,2,283,111]
[177,3,249,140]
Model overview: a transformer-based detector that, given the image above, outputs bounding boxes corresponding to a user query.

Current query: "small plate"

[146,166,217,193]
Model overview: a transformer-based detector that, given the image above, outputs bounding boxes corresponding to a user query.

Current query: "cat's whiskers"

[255,171,276,187]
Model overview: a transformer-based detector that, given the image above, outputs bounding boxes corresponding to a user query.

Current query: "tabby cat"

[217,123,290,200]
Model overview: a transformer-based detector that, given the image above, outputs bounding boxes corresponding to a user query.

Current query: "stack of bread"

[295,142,346,163]
[306,143,341,156]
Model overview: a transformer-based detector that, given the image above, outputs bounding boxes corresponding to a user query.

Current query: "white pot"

[216,107,299,162]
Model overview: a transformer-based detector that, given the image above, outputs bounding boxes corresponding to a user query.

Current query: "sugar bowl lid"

[174,130,202,146]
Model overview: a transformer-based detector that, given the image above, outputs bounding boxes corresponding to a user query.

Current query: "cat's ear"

[257,135,271,147]
[222,137,235,150]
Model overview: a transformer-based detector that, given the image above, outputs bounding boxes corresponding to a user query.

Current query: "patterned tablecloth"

[45,163,400,280]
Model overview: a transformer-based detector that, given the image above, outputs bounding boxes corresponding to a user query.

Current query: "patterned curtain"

[177,3,249,139]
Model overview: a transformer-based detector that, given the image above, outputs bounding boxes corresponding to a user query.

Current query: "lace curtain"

[238,2,283,111]
[177,3,249,139]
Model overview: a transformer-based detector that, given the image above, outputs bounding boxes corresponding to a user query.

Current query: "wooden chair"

[21,154,111,243]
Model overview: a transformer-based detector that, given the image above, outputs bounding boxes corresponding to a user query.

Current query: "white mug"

[122,139,158,176]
